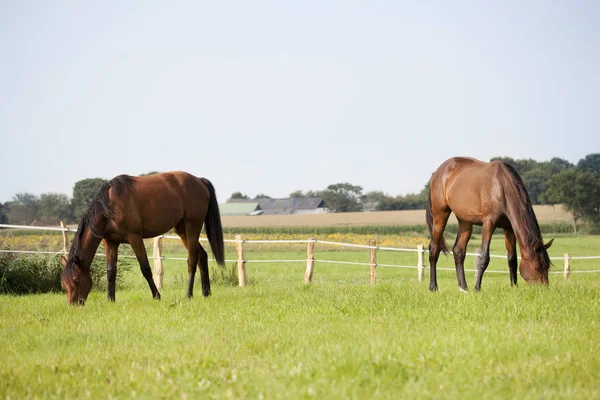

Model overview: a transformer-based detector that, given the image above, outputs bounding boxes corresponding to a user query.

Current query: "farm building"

[218,202,263,216]
[228,198,326,215]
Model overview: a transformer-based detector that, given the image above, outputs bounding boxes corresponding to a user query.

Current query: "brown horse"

[426,157,553,292]
[60,172,225,305]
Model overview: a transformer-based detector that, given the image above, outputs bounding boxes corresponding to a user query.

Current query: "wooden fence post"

[417,244,425,282]
[564,253,570,280]
[304,239,315,284]
[369,240,377,285]
[60,220,69,254]
[236,235,247,287]
[152,236,163,290]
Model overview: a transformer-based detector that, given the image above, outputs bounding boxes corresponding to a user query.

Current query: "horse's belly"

[456,213,484,226]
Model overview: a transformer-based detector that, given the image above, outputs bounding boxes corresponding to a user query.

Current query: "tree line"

[1,155,599,227]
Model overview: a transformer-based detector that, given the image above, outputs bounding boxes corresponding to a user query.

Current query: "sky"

[1,1,599,203]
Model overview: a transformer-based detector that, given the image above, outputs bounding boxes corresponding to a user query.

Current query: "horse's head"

[60,256,92,305]
[519,239,554,284]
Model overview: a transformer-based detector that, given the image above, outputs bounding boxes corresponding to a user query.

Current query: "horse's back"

[430,157,508,224]
[107,172,211,238]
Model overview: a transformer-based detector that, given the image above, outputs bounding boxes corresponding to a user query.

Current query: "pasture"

[1,233,599,399]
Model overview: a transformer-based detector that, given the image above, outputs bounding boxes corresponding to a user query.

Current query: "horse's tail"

[426,189,449,255]
[201,178,225,267]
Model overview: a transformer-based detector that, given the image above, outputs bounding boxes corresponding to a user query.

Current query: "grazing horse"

[60,172,225,305]
[426,157,553,292]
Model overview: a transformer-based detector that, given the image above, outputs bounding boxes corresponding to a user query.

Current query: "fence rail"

[2,223,600,288]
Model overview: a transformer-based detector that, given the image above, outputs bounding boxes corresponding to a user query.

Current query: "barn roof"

[228,198,324,215]
[219,202,262,216]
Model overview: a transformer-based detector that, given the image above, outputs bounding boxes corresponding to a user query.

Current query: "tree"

[289,190,305,198]
[140,171,160,176]
[39,193,73,224]
[254,194,272,199]
[577,153,600,175]
[543,168,600,228]
[0,203,7,224]
[8,193,40,225]
[363,191,388,203]
[229,192,249,200]
[72,178,107,219]
[320,183,363,212]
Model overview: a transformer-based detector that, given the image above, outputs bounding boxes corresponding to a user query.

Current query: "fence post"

[474,246,482,281]
[152,236,164,290]
[369,240,377,285]
[417,244,425,282]
[236,235,247,287]
[304,239,315,284]
[563,253,570,280]
[60,220,69,254]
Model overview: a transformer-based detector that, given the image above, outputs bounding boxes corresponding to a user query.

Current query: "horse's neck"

[80,223,104,266]
[504,202,539,261]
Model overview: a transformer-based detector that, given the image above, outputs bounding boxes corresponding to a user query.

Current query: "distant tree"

[8,193,40,225]
[577,153,600,175]
[289,190,305,198]
[0,202,7,224]
[543,168,600,228]
[320,183,363,212]
[363,191,388,203]
[305,190,322,198]
[72,178,107,220]
[522,157,573,204]
[39,193,73,224]
[139,171,160,176]
[229,192,249,200]
[254,194,272,199]
[548,157,573,171]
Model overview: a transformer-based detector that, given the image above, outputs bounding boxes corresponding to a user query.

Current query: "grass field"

[1,234,599,399]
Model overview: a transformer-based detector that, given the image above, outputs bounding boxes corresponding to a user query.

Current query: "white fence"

[2,224,600,289]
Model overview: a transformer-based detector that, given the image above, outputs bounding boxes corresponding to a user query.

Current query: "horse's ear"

[544,238,554,250]
[60,256,68,268]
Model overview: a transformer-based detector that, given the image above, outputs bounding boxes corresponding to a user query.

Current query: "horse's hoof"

[429,286,438,292]
[458,287,468,294]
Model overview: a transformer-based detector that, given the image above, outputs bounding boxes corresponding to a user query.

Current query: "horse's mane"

[64,175,135,277]
[500,162,552,270]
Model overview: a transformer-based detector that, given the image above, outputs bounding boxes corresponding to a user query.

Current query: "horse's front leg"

[453,220,473,292]
[428,210,451,291]
[103,240,120,301]
[503,228,518,286]
[129,235,161,300]
[474,221,496,291]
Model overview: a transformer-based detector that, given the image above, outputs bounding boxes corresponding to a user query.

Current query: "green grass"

[1,236,600,399]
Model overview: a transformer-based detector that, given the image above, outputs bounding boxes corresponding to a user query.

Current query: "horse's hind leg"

[103,240,119,302]
[429,209,451,291]
[453,220,473,292]
[197,243,210,297]
[504,227,518,286]
[474,220,496,291]
[129,234,161,300]
[174,221,199,299]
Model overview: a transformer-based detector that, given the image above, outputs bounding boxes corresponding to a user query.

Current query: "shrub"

[0,241,134,295]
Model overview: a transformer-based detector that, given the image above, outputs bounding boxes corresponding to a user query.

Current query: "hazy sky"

[1,1,598,203]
